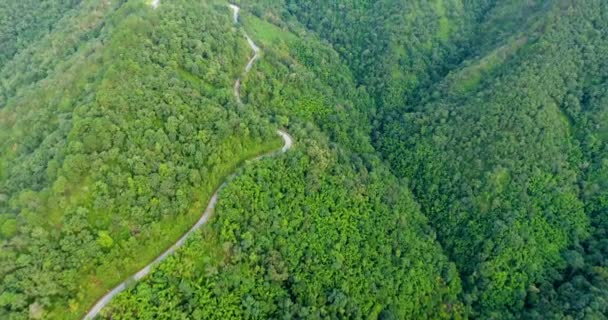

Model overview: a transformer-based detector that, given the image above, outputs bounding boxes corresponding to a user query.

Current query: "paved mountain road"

[82,3,292,319]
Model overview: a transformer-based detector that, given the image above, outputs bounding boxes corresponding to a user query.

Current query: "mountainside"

[1,0,607,319]
[283,0,608,318]
[1,0,282,317]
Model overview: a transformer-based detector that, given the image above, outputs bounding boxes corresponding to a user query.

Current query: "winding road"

[83,3,292,319]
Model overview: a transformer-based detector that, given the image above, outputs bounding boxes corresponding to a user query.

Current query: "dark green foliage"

[101,8,464,318]
[284,0,608,318]
[2,0,608,319]
[104,132,463,319]
[0,0,83,68]
[0,1,278,318]
[378,1,607,317]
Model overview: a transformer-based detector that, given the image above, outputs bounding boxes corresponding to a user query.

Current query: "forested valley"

[1,0,607,319]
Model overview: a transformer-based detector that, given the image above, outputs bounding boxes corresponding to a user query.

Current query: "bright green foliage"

[0,216,17,239]
[2,0,608,319]
[96,231,114,249]
[101,10,464,317]
[104,133,463,319]
[285,0,608,318]
[0,0,279,318]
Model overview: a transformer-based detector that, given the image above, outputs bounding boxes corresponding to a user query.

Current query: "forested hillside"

[285,0,608,318]
[1,0,280,318]
[0,0,84,68]
[1,0,607,319]
[101,7,463,317]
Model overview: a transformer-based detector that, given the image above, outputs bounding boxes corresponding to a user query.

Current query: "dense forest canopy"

[1,0,607,319]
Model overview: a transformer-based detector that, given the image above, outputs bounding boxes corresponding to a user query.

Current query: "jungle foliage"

[1,0,607,319]
[284,0,608,318]
[1,0,279,318]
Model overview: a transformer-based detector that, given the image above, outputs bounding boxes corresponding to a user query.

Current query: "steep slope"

[81,4,293,318]
[524,4,608,316]
[0,0,280,318]
[98,3,464,319]
[103,136,464,320]
[282,0,608,318]
[283,0,557,119]
[0,0,84,68]
[380,1,607,317]
[2,0,607,319]
[1,1,462,319]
